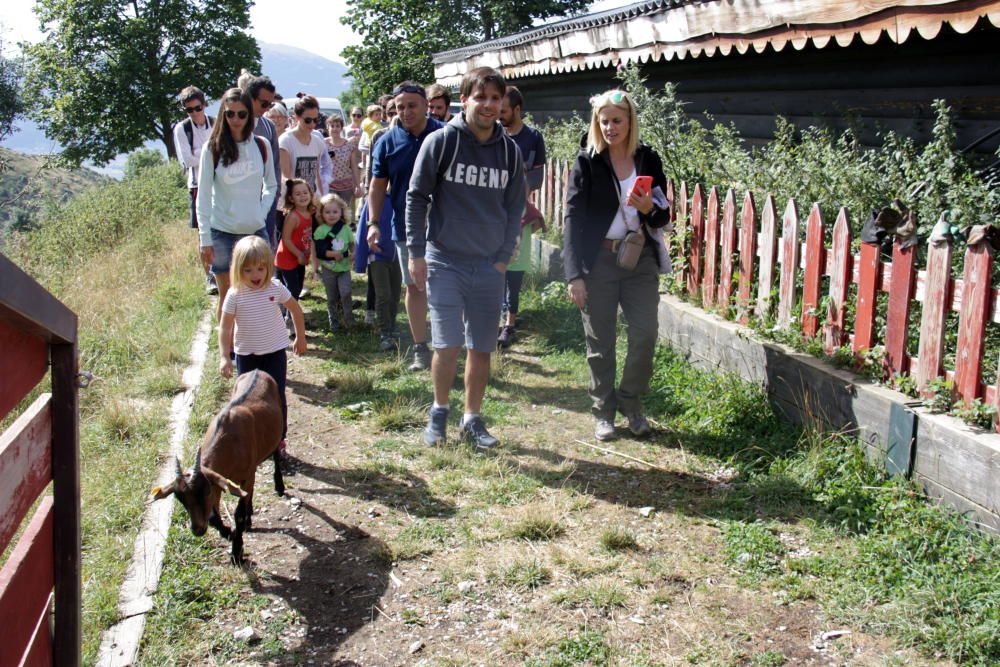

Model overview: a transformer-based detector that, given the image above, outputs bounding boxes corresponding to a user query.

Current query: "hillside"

[0,148,110,236]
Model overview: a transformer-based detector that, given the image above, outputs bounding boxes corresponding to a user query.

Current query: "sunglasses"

[300,116,319,125]
[590,90,629,107]
[391,83,425,97]
[224,109,249,120]
[351,113,362,118]
[258,99,273,110]
[183,104,203,114]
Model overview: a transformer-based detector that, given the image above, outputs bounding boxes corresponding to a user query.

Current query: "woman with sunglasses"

[563,89,671,442]
[197,87,277,322]
[279,95,328,198]
[346,107,364,140]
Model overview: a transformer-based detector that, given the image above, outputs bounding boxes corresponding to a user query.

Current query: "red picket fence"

[0,253,81,666]
[537,160,1000,432]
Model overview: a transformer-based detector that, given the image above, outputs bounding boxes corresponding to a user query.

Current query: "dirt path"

[141,284,942,666]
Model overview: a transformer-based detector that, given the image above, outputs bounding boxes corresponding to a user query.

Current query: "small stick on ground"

[573,439,672,473]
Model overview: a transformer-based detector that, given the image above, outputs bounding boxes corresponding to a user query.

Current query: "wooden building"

[432,0,1000,154]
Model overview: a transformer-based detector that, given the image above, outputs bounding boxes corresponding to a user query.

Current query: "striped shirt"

[222,279,292,355]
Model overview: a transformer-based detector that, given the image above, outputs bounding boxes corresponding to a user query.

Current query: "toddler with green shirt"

[315,193,356,331]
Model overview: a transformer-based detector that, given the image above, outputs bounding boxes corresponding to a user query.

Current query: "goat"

[151,369,285,563]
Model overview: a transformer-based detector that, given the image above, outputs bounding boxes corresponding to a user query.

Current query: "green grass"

[599,526,640,552]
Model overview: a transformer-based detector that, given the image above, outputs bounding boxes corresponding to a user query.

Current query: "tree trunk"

[158,117,176,160]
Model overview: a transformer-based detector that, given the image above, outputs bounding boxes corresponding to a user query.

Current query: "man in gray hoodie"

[406,67,526,452]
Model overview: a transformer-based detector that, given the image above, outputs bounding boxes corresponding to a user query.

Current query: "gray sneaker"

[460,416,499,453]
[409,343,432,371]
[595,418,616,441]
[424,406,449,446]
[205,273,218,295]
[627,413,651,438]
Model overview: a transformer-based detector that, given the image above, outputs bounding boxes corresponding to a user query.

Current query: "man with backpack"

[405,67,526,452]
[173,85,215,293]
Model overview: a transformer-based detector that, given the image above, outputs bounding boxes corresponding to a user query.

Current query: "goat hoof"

[231,552,246,566]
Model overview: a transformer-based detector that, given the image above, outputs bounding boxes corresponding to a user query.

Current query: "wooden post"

[916,238,953,395]
[954,238,993,405]
[853,242,882,353]
[718,189,738,310]
[688,184,704,298]
[824,208,851,353]
[885,240,917,377]
[777,198,800,329]
[702,187,720,309]
[545,158,554,223]
[677,182,689,288]
[801,204,825,338]
[756,194,779,324]
[736,191,757,324]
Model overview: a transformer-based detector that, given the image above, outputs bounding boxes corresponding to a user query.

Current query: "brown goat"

[151,369,285,563]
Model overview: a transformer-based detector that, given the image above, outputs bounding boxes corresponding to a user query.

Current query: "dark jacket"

[562,140,669,282]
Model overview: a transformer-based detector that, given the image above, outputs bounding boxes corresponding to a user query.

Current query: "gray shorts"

[396,241,414,285]
[210,227,268,274]
[426,249,505,352]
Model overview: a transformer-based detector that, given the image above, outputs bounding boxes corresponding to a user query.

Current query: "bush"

[123,147,167,180]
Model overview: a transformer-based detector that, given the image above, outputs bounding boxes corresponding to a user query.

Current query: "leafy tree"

[0,35,23,146]
[23,0,259,166]
[123,147,165,180]
[341,0,588,102]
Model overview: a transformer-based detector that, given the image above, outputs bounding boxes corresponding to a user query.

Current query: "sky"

[2,0,634,63]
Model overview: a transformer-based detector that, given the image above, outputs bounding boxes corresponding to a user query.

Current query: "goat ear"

[201,466,247,498]
[223,477,247,498]
[150,482,175,500]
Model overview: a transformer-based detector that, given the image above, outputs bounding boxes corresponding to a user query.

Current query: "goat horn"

[174,456,183,477]
[194,448,202,473]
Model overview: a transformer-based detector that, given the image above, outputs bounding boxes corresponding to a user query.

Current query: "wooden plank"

[702,187,720,309]
[954,241,992,405]
[885,240,917,377]
[688,184,704,298]
[853,242,882,353]
[800,204,825,338]
[0,393,52,555]
[20,593,53,667]
[0,254,77,345]
[737,191,757,324]
[677,182,689,289]
[0,497,54,667]
[755,195,779,323]
[777,199,800,328]
[916,239,953,395]
[718,188,738,310]
[50,342,80,667]
[0,319,47,422]
[824,208,851,353]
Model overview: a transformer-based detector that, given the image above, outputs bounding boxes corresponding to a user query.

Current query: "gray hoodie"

[406,114,526,264]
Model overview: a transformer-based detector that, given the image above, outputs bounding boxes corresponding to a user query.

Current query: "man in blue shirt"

[367,81,444,368]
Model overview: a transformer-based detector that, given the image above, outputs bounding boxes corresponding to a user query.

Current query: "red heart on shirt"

[269,296,275,301]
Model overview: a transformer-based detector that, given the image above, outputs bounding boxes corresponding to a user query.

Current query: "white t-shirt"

[606,170,639,240]
[279,130,327,193]
[221,279,292,355]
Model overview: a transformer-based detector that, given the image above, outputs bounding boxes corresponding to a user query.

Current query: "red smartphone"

[629,175,653,199]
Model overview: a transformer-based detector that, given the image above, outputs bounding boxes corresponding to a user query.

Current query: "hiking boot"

[459,416,499,453]
[497,325,515,349]
[365,310,376,325]
[378,335,397,352]
[595,418,616,441]
[206,273,218,295]
[409,343,432,371]
[424,406,449,446]
[627,413,651,438]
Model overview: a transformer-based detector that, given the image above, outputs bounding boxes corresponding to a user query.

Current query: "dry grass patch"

[507,508,566,541]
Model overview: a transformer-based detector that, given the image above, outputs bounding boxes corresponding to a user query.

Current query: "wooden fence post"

[885,239,917,377]
[545,158,554,223]
[824,208,851,353]
[853,242,882,353]
[718,189,738,311]
[736,191,757,324]
[801,204,825,338]
[677,182,689,288]
[688,184,704,298]
[756,195,779,324]
[777,199,800,328]
[916,236,953,395]
[702,187,720,309]
[954,235,993,405]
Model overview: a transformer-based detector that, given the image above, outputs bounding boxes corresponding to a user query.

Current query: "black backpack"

[180,115,214,153]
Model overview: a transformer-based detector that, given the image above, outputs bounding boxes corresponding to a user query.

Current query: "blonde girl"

[313,193,355,331]
[220,236,307,454]
[275,178,315,304]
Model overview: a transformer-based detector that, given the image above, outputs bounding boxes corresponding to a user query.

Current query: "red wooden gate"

[0,253,81,666]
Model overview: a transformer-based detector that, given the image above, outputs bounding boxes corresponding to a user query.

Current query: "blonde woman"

[563,89,671,442]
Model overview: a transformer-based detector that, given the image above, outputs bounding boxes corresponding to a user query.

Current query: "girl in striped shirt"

[220,236,307,455]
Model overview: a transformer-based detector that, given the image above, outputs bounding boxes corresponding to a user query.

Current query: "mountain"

[0,41,352,166]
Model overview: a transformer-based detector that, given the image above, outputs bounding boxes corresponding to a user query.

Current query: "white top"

[279,130,329,195]
[606,170,639,240]
[173,118,212,188]
[221,279,292,355]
